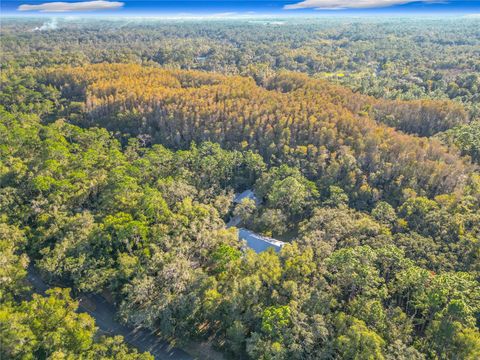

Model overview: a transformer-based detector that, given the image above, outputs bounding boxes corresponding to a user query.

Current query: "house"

[231,189,284,253]
[233,189,260,205]
[238,228,285,253]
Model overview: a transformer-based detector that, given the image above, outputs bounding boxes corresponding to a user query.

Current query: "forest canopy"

[1,17,479,360]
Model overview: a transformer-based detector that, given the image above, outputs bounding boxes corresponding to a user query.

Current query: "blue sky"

[2,0,480,16]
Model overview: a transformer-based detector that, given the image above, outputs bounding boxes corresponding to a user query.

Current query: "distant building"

[233,189,260,205]
[238,228,285,253]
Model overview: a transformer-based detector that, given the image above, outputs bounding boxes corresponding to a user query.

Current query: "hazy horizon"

[1,0,480,17]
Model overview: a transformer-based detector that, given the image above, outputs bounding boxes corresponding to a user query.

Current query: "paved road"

[27,266,192,360]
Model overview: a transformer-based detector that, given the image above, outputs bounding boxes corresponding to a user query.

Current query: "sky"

[1,0,480,17]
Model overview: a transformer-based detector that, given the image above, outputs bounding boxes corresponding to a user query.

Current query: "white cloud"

[284,0,442,10]
[18,1,124,13]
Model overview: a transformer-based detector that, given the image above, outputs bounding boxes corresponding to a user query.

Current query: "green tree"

[233,198,257,226]
[0,222,29,302]
[0,288,154,359]
[336,315,385,360]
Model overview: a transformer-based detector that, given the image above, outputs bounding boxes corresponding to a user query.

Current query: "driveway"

[27,267,192,360]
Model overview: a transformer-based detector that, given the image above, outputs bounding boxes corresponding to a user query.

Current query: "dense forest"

[2,17,479,114]
[1,17,479,360]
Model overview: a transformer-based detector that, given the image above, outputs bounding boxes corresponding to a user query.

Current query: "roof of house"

[233,189,258,204]
[238,228,285,253]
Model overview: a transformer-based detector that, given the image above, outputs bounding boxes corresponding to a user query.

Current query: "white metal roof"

[233,189,258,204]
[238,228,285,253]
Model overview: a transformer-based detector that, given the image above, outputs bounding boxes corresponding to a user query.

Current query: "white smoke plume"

[33,18,59,31]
